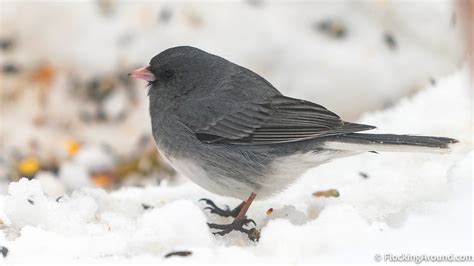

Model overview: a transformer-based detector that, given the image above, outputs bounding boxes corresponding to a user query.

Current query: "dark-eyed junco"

[130,46,457,241]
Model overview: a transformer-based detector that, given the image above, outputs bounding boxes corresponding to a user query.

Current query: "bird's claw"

[207,217,260,241]
[243,218,256,227]
[199,198,221,209]
[200,198,239,218]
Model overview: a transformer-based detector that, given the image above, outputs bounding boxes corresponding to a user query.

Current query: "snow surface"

[0,68,471,263]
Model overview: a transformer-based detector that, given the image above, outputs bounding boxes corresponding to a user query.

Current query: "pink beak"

[129,66,156,81]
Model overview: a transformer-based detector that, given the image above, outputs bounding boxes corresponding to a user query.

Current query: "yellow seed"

[18,158,40,176]
[66,140,81,156]
[92,174,114,188]
[31,63,56,85]
[312,189,340,198]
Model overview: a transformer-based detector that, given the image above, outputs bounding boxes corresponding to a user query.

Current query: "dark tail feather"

[324,133,458,154]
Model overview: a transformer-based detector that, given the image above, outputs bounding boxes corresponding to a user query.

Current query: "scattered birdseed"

[27,199,34,205]
[92,173,115,188]
[96,0,116,16]
[37,160,60,176]
[31,63,56,86]
[2,63,20,74]
[0,246,8,258]
[0,38,15,51]
[315,19,347,39]
[383,32,397,50]
[117,71,133,88]
[0,219,6,230]
[359,172,369,179]
[313,189,340,198]
[248,228,261,242]
[97,108,107,122]
[184,12,203,28]
[158,7,173,23]
[164,250,192,258]
[85,77,115,102]
[17,158,40,178]
[141,203,153,210]
[266,208,273,215]
[66,140,81,157]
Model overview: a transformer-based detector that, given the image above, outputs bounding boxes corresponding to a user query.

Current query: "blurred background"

[0,0,467,196]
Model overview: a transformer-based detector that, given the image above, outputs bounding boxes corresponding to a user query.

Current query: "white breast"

[167,156,257,200]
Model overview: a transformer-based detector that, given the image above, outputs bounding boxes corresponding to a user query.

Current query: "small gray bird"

[130,46,457,241]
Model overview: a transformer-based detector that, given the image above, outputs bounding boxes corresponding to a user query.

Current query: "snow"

[0,68,471,263]
[36,171,65,198]
[58,162,92,191]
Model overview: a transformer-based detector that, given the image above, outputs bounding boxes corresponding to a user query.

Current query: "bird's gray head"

[130,46,229,107]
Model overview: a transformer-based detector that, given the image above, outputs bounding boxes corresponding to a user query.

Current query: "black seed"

[141,203,153,210]
[164,250,192,258]
[56,196,63,202]
[429,78,436,86]
[97,108,107,121]
[0,39,15,51]
[315,19,347,39]
[43,164,59,175]
[158,7,173,23]
[359,172,369,179]
[383,32,397,50]
[318,20,330,31]
[0,246,8,258]
[118,72,133,87]
[2,63,20,74]
[27,199,34,205]
[85,77,115,102]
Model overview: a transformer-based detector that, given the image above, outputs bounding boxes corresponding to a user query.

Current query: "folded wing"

[194,95,375,145]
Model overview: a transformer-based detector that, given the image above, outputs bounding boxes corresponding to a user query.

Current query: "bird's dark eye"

[164,69,175,78]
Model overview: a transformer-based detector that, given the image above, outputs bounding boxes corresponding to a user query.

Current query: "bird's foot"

[200,198,242,218]
[208,217,260,241]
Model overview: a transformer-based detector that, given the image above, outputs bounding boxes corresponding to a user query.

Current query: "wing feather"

[193,95,375,145]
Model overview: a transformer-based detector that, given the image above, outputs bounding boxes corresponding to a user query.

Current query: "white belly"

[162,150,346,200]
[167,156,257,200]
[257,150,342,198]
